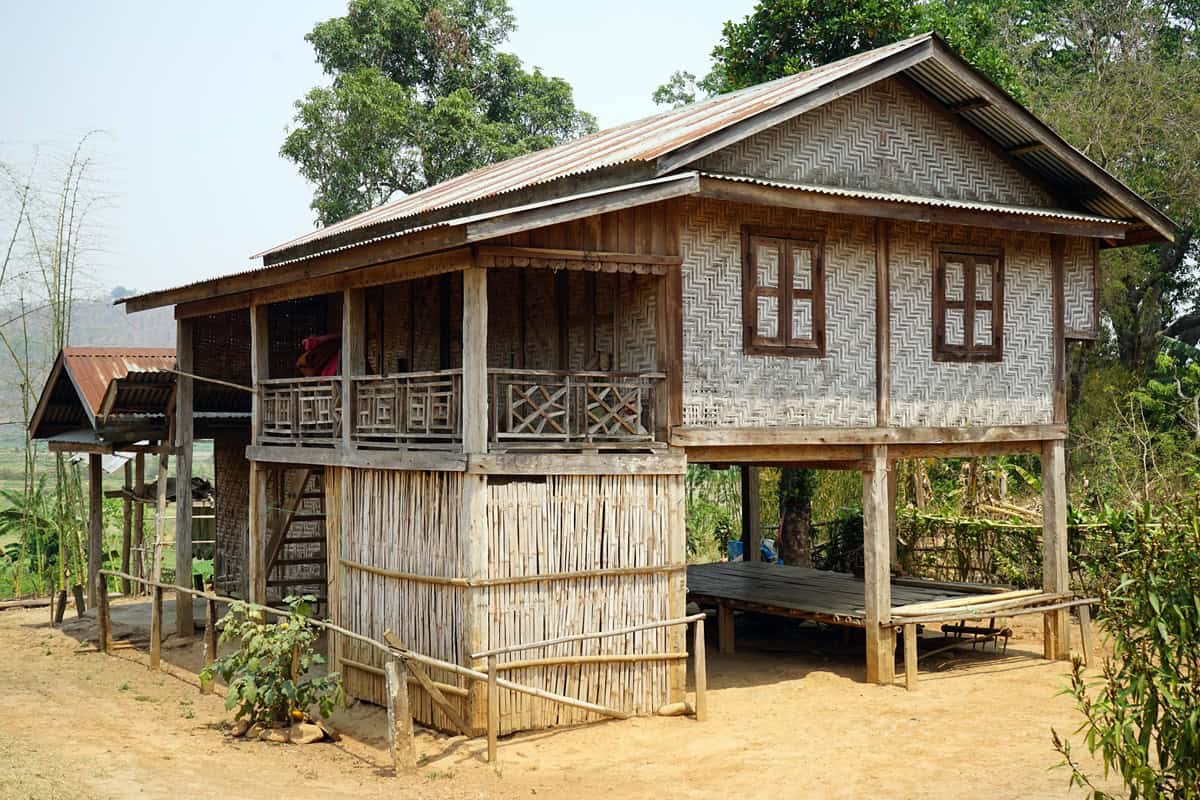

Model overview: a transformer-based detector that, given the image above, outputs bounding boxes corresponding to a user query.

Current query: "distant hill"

[0,291,174,444]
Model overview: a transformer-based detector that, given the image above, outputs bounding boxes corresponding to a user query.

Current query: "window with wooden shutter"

[741,226,826,357]
[933,244,1004,362]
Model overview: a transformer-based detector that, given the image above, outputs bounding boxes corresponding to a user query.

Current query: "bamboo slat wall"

[324,467,686,735]
[482,474,684,734]
[326,467,469,731]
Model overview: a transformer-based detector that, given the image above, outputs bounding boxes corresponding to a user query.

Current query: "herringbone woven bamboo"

[1063,236,1097,337]
[699,78,1052,209]
[889,221,1054,427]
[679,198,877,427]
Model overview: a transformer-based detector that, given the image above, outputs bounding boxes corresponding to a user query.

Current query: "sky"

[0,0,754,298]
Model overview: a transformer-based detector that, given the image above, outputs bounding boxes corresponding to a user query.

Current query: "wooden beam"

[246,444,468,473]
[175,248,473,319]
[888,440,1044,459]
[697,178,1129,240]
[475,245,682,266]
[686,444,868,464]
[462,267,488,455]
[87,453,103,608]
[672,424,1066,448]
[468,451,685,476]
[875,218,891,426]
[1007,141,1048,156]
[175,317,195,637]
[863,446,894,685]
[1042,439,1070,660]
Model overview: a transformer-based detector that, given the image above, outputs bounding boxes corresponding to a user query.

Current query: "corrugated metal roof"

[255,34,936,260]
[700,172,1131,225]
[61,347,176,420]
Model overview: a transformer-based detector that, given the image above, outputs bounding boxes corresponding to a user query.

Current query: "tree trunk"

[778,469,815,567]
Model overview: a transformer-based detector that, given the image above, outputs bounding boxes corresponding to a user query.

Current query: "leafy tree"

[283,0,596,225]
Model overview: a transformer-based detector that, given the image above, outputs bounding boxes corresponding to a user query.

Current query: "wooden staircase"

[265,469,328,615]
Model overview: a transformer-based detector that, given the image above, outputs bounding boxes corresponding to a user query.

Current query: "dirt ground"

[0,599,1119,800]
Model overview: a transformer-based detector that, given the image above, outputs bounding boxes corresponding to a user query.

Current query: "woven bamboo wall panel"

[212,431,249,599]
[889,221,1054,427]
[619,274,658,372]
[1064,236,1097,337]
[482,474,683,734]
[330,468,469,732]
[680,197,876,427]
[699,78,1052,208]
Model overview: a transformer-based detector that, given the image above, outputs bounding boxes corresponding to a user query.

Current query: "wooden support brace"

[385,659,417,774]
[384,631,471,735]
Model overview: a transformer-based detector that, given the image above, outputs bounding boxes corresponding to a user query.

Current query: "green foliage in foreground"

[201,595,344,724]
[1054,508,1200,799]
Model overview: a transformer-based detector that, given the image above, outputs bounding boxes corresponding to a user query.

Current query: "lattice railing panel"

[351,370,462,448]
[259,377,341,446]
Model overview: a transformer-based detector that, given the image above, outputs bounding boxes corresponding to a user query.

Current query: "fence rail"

[92,569,704,771]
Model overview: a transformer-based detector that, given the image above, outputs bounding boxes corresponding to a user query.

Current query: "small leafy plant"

[200,595,344,725]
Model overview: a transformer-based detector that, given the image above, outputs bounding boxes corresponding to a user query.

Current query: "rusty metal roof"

[61,347,176,420]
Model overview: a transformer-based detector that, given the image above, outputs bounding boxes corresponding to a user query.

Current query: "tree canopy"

[282,0,597,226]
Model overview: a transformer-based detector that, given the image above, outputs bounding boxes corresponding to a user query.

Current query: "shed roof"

[119,32,1178,313]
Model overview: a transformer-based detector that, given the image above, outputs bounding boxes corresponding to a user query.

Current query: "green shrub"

[1054,507,1200,798]
[200,595,344,724]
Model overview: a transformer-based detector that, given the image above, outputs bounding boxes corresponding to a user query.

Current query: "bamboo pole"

[487,654,499,766]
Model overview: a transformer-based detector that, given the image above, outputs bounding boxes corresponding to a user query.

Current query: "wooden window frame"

[741,225,827,358]
[932,243,1004,363]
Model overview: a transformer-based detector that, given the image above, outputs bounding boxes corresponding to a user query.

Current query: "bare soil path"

[0,601,1118,799]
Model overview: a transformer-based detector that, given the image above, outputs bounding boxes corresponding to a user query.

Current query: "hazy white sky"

[0,1,753,297]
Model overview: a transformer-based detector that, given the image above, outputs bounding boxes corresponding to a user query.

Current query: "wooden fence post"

[903,624,918,691]
[150,584,162,671]
[201,596,218,694]
[487,654,499,766]
[96,574,111,654]
[385,659,416,774]
[693,617,708,722]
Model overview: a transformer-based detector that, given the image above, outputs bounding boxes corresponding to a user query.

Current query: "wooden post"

[250,303,269,445]
[1042,439,1070,660]
[461,474,489,735]
[462,266,488,454]
[201,597,218,694]
[175,317,195,637]
[120,461,132,595]
[863,445,895,685]
[150,584,163,670]
[86,453,103,608]
[487,654,499,766]
[1078,603,1096,667]
[667,473,688,704]
[385,659,417,774]
[717,601,735,654]
[887,461,899,564]
[693,617,708,721]
[132,453,145,590]
[740,465,761,562]
[153,444,169,583]
[903,623,918,691]
[341,288,365,450]
[96,573,111,654]
[248,463,268,607]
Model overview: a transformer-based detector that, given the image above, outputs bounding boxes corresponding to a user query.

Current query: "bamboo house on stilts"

[112,33,1177,733]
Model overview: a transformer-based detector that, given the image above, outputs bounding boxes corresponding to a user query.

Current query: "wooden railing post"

[903,623,918,691]
[385,658,417,774]
[693,617,707,722]
[487,654,499,766]
[201,596,218,694]
[150,584,163,671]
[96,574,111,654]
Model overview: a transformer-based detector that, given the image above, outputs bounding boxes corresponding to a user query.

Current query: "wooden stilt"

[385,659,417,774]
[741,466,761,561]
[693,617,707,721]
[150,584,163,671]
[96,574,111,654]
[175,317,195,637]
[887,460,899,565]
[717,601,735,654]
[132,453,145,591]
[152,445,169,583]
[1041,439,1070,660]
[87,454,103,608]
[863,445,895,685]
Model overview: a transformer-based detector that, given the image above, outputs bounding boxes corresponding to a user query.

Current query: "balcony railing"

[351,370,463,448]
[489,369,663,449]
[256,369,664,452]
[259,376,342,446]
